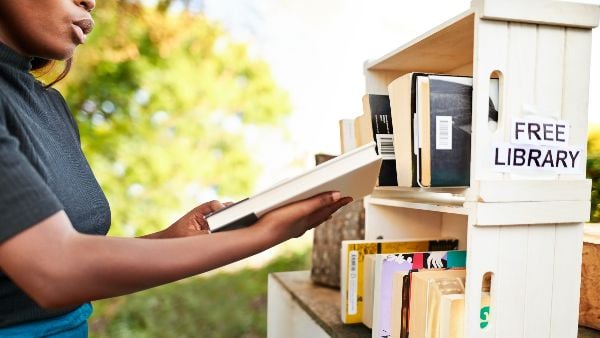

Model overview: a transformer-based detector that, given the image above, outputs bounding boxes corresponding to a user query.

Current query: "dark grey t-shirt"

[0,43,111,327]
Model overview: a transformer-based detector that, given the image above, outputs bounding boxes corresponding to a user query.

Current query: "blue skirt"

[0,303,92,337]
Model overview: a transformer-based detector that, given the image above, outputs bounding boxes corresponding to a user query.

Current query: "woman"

[0,0,352,335]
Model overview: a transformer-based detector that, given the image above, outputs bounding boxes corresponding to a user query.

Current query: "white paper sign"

[492,143,583,174]
[511,117,569,147]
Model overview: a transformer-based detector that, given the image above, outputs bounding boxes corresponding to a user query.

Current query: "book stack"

[338,238,491,338]
[343,73,499,188]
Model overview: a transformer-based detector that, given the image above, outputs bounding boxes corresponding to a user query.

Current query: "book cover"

[340,238,459,324]
[364,94,397,186]
[439,294,465,338]
[371,250,467,338]
[362,254,377,328]
[206,142,382,232]
[417,75,499,187]
[420,270,465,338]
[390,270,410,338]
[388,73,418,187]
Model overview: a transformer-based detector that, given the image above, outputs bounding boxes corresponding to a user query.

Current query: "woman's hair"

[31,58,72,87]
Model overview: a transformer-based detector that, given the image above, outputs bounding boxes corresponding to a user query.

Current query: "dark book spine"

[400,269,417,338]
[427,239,460,251]
[369,94,398,186]
[428,79,472,187]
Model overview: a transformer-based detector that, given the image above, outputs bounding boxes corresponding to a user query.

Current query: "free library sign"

[492,116,583,174]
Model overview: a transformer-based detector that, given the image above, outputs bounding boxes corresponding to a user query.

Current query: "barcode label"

[376,134,395,160]
[348,250,359,315]
[436,116,452,150]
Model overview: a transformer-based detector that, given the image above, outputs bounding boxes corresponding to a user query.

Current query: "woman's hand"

[254,191,353,244]
[141,200,232,239]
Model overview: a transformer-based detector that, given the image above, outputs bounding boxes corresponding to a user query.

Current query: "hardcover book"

[206,142,382,232]
[409,270,466,338]
[363,94,397,186]
[416,74,499,187]
[388,72,424,187]
[340,238,459,324]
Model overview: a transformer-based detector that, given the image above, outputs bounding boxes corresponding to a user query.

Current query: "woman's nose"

[74,0,96,12]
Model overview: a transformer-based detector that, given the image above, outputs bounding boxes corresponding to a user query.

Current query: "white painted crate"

[363,1,599,337]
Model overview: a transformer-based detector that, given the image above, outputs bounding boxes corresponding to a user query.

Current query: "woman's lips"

[72,19,94,44]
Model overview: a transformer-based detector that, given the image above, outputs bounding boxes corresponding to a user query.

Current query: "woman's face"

[0,0,95,60]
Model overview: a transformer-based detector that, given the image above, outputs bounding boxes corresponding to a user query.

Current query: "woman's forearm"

[0,211,275,308]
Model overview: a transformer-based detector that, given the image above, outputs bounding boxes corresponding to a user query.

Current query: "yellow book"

[340,238,459,324]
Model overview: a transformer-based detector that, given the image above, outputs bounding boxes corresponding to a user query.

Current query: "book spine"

[369,94,398,186]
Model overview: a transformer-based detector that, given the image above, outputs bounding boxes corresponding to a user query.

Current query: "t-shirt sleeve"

[0,108,64,243]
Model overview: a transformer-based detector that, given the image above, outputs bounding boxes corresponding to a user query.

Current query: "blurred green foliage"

[55,0,291,236]
[89,248,311,338]
[588,125,600,222]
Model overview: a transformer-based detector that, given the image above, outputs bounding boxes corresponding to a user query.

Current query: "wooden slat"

[560,27,593,181]
[364,197,443,240]
[470,200,590,225]
[471,19,509,182]
[477,179,591,202]
[494,225,528,338]
[550,223,584,338]
[464,224,500,338]
[472,0,600,29]
[522,224,556,338]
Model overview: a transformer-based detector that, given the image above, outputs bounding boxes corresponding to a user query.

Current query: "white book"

[206,142,382,232]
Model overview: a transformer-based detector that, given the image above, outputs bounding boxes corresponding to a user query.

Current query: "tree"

[55,0,291,236]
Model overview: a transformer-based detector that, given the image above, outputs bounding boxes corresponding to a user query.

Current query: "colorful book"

[340,238,459,324]
[371,250,467,338]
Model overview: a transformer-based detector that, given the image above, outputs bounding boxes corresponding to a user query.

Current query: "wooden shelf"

[365,10,475,75]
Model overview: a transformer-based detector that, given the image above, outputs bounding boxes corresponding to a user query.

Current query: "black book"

[366,94,398,186]
[416,75,499,187]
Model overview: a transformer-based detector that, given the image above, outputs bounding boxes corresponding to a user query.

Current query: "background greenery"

[56,0,291,237]
[42,0,600,337]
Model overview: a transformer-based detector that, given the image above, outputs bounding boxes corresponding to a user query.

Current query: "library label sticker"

[492,116,584,174]
[347,250,359,315]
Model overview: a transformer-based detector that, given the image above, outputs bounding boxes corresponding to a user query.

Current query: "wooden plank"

[523,224,556,338]
[364,69,404,95]
[364,197,442,240]
[471,19,509,182]
[366,11,474,73]
[472,0,600,29]
[267,274,331,338]
[501,22,537,182]
[580,238,600,331]
[535,25,565,120]
[441,213,469,250]
[470,200,590,225]
[550,223,584,338]
[464,223,500,338]
[560,28,593,181]
[477,179,591,202]
[494,225,528,338]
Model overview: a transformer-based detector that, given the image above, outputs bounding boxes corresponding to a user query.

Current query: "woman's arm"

[0,192,351,309]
